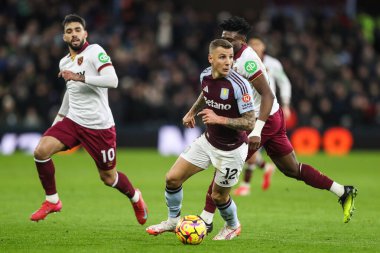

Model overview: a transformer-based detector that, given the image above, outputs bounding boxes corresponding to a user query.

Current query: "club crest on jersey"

[242,93,251,103]
[77,56,83,66]
[220,88,229,100]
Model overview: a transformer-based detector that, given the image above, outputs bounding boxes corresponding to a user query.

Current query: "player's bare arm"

[250,74,274,122]
[59,70,85,82]
[198,109,254,131]
[183,92,205,128]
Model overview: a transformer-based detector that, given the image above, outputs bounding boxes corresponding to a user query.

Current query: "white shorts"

[180,134,248,187]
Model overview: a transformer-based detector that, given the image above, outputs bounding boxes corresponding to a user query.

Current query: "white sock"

[247,164,257,171]
[168,216,180,224]
[200,210,214,224]
[329,182,344,197]
[240,182,250,188]
[264,163,273,172]
[130,190,140,203]
[46,193,59,204]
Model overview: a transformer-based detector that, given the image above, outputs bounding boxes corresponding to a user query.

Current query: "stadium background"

[1,1,380,253]
[0,0,380,151]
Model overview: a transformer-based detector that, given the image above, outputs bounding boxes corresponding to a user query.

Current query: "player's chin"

[221,69,230,76]
[69,42,82,51]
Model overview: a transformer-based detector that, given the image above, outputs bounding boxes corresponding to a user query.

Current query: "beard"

[67,39,85,51]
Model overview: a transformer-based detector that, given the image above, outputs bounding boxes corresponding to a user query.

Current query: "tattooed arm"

[197,109,255,131]
[225,110,255,131]
[183,92,206,128]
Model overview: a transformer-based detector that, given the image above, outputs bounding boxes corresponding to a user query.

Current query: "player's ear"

[84,30,88,40]
[208,54,212,64]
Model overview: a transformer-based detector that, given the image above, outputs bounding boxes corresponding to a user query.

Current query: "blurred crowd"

[1,0,380,131]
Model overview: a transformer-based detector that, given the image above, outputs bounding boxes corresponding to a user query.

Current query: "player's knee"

[211,191,228,205]
[280,165,299,179]
[100,173,115,186]
[165,174,181,189]
[33,146,50,160]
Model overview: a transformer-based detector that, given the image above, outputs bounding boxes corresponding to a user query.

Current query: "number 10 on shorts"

[101,148,115,163]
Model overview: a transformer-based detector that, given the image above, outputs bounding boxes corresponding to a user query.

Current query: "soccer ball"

[175,215,207,245]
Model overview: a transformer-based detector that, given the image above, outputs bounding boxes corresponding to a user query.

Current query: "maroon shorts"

[44,117,117,170]
[246,108,294,160]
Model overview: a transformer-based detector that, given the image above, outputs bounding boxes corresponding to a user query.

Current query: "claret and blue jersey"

[200,67,254,151]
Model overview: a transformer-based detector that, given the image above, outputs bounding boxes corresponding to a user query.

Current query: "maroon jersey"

[200,67,254,151]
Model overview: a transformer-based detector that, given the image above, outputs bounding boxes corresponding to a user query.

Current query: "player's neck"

[211,70,227,79]
[69,49,77,60]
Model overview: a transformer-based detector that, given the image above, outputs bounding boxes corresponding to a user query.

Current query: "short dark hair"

[62,14,86,29]
[219,16,251,36]
[209,39,233,53]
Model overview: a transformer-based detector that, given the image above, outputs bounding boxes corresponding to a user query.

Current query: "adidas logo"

[219,180,229,185]
[203,86,208,93]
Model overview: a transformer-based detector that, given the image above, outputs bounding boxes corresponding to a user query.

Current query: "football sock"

[203,173,217,213]
[254,152,266,169]
[243,167,254,183]
[113,171,135,198]
[165,185,183,218]
[46,193,59,204]
[130,190,140,203]
[299,163,333,190]
[34,157,57,195]
[329,181,345,197]
[200,210,214,224]
[217,197,239,229]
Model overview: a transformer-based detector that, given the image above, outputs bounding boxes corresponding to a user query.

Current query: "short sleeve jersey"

[59,42,115,129]
[200,67,254,151]
[233,44,279,116]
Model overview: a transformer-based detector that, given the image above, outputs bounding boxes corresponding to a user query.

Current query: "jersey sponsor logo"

[241,102,253,110]
[204,97,231,110]
[244,60,257,74]
[77,56,83,65]
[203,86,209,93]
[242,93,251,103]
[220,88,229,100]
[98,52,110,63]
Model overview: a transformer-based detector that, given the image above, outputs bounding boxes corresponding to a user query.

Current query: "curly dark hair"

[219,16,251,36]
[62,14,86,29]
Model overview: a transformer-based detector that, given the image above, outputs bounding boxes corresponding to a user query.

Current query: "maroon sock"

[114,171,135,198]
[203,173,217,213]
[299,163,333,190]
[35,158,57,195]
[257,160,266,169]
[243,169,253,183]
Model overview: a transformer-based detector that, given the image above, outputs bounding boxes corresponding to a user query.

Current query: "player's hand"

[197,109,225,125]
[59,70,84,82]
[182,112,196,128]
[282,105,291,120]
[248,135,261,150]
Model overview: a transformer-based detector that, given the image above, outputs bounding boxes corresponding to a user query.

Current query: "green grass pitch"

[0,150,379,253]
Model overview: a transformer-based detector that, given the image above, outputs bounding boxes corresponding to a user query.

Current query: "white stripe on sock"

[34,157,51,163]
[111,172,119,188]
[46,193,59,204]
[330,182,345,197]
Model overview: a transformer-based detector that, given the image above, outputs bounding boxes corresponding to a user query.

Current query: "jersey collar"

[234,44,247,60]
[67,41,90,58]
